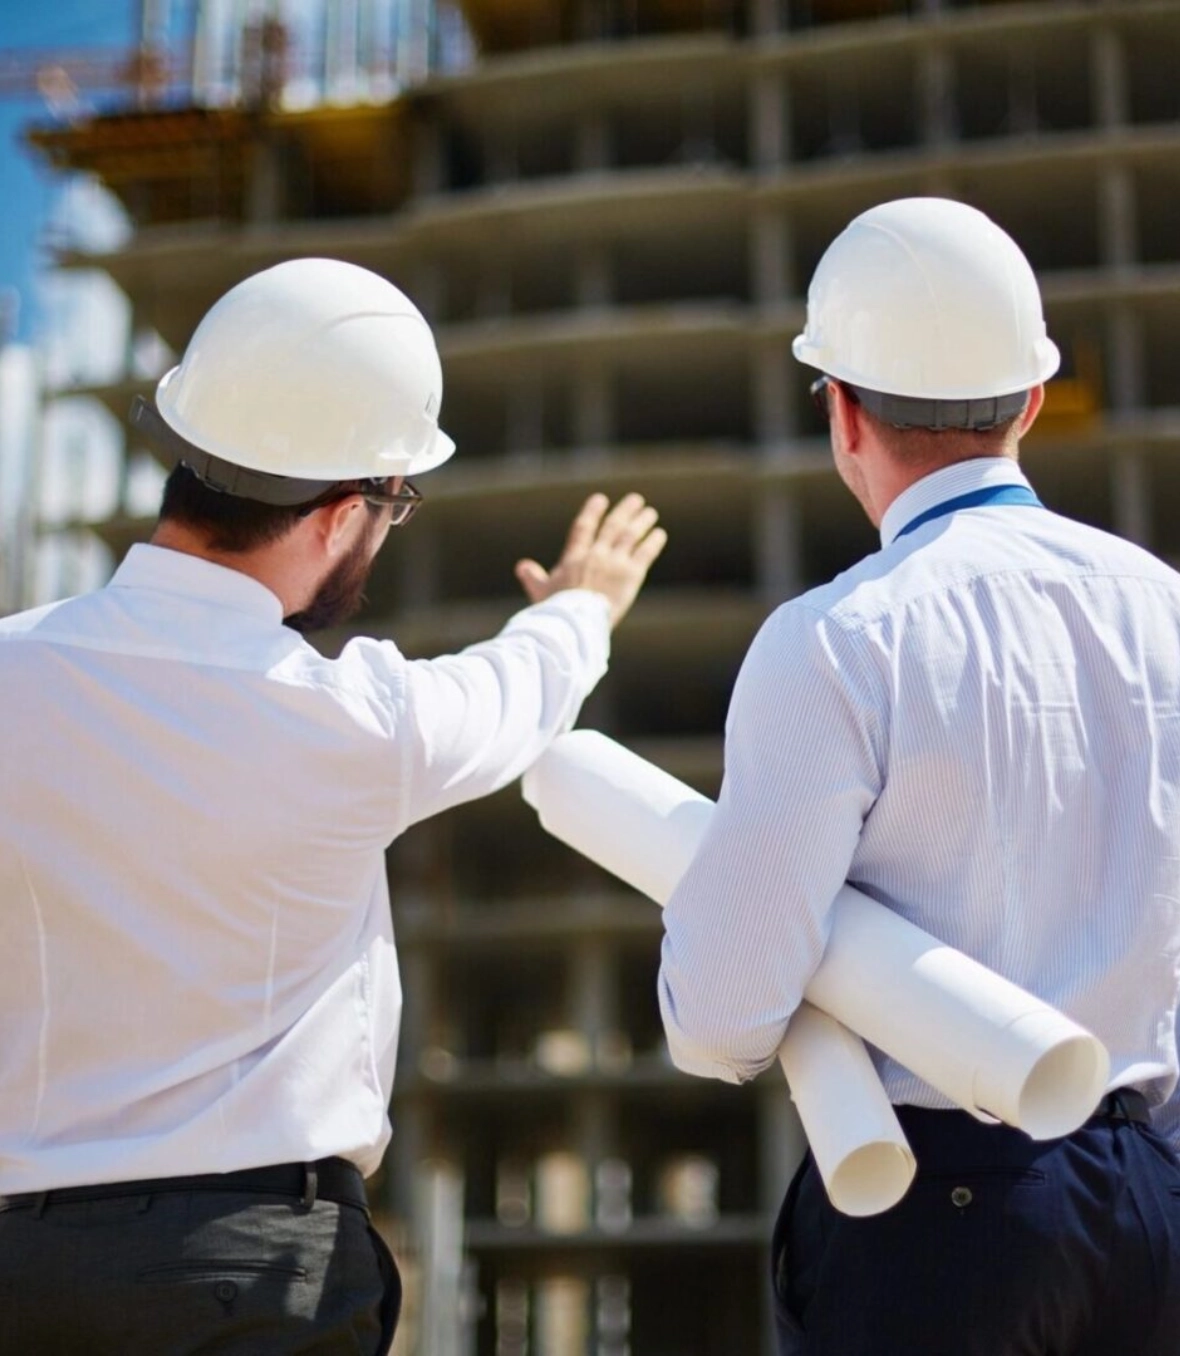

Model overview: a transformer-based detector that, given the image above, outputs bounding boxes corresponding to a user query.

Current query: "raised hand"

[514,493,667,629]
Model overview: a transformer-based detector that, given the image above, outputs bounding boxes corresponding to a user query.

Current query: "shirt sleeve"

[658,601,884,1083]
[400,589,611,827]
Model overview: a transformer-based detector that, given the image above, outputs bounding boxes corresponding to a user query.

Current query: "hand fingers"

[613,504,660,550]
[596,492,648,547]
[632,525,668,571]
[561,493,610,561]
[515,558,549,600]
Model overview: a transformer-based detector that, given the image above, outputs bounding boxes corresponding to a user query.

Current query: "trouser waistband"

[0,1156,366,1215]
[896,1087,1151,1133]
[1091,1086,1151,1126]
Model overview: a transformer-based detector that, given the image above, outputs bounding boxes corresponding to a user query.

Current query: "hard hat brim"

[405,426,456,476]
[791,332,1061,400]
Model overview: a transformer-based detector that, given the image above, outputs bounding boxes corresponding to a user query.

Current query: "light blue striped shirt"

[659,457,1180,1129]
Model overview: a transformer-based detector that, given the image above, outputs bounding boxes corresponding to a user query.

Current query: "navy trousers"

[772,1105,1180,1355]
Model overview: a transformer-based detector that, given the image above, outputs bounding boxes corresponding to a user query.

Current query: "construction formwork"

[26,1,1180,1351]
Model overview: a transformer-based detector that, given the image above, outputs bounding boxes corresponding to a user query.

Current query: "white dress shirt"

[659,457,1180,1133]
[0,543,610,1193]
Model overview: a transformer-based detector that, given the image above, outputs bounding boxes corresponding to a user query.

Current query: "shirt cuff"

[663,1032,748,1086]
[505,589,611,681]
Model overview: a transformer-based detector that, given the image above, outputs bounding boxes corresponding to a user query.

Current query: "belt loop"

[302,1164,318,1210]
[31,1192,49,1219]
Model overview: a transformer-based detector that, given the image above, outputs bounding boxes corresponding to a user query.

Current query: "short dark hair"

[158,464,312,553]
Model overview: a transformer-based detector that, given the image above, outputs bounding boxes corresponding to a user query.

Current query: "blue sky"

[0,1,138,342]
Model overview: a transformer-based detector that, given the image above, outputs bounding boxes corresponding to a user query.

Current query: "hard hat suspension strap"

[851,386,1029,432]
[129,396,340,507]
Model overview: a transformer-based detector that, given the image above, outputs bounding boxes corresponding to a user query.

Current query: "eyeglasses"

[360,479,423,527]
[299,478,423,526]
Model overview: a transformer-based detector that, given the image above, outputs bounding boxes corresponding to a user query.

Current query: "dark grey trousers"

[0,1183,400,1354]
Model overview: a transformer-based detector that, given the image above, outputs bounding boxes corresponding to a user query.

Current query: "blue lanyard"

[895,484,1043,540]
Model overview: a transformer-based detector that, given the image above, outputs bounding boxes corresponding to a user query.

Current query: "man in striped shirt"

[658,197,1180,1355]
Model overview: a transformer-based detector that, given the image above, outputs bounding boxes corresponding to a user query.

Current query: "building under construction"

[24,0,1180,1351]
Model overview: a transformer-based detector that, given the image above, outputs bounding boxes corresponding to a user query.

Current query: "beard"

[284,513,381,635]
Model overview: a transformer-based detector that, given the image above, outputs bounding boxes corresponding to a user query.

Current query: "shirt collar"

[108,543,286,626]
[879,457,1032,548]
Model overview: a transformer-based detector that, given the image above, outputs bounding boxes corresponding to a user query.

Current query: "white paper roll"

[523,730,711,906]
[523,732,1111,1152]
[810,888,1110,1139]
[523,731,915,1214]
[777,1003,916,1216]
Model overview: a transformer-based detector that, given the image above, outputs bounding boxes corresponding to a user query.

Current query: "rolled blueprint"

[523,734,1110,1174]
[523,730,917,1216]
[523,728,714,904]
[808,889,1109,1139]
[777,1003,917,1217]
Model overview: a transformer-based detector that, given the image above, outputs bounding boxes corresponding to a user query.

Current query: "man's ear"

[830,381,864,453]
[312,494,365,560]
[1017,384,1045,439]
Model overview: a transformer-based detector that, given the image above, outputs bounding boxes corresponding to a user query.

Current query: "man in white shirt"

[658,199,1180,1354]
[0,259,666,1355]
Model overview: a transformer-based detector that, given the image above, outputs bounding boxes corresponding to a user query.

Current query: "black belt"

[1092,1087,1151,1126]
[0,1156,366,1215]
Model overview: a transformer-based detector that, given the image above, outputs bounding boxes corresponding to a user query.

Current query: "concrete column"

[577,241,613,310]
[571,938,613,1048]
[386,945,435,1218]
[750,70,787,172]
[1107,304,1146,413]
[573,0,604,41]
[750,0,780,37]
[486,118,517,186]
[576,109,611,173]
[574,358,614,450]
[681,83,716,164]
[1107,303,1150,547]
[921,166,958,199]
[411,258,445,323]
[1093,29,1143,546]
[1005,48,1038,137]
[1091,26,1129,130]
[1111,453,1151,548]
[413,116,445,196]
[246,132,282,224]
[750,207,791,306]
[507,374,545,458]
[920,43,957,148]
[570,940,615,1232]
[414,1162,468,1356]
[753,340,793,447]
[1098,164,1138,271]
[476,258,511,319]
[755,488,804,606]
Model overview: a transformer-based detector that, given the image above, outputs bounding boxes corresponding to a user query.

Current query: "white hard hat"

[793,198,1060,425]
[147,258,454,498]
